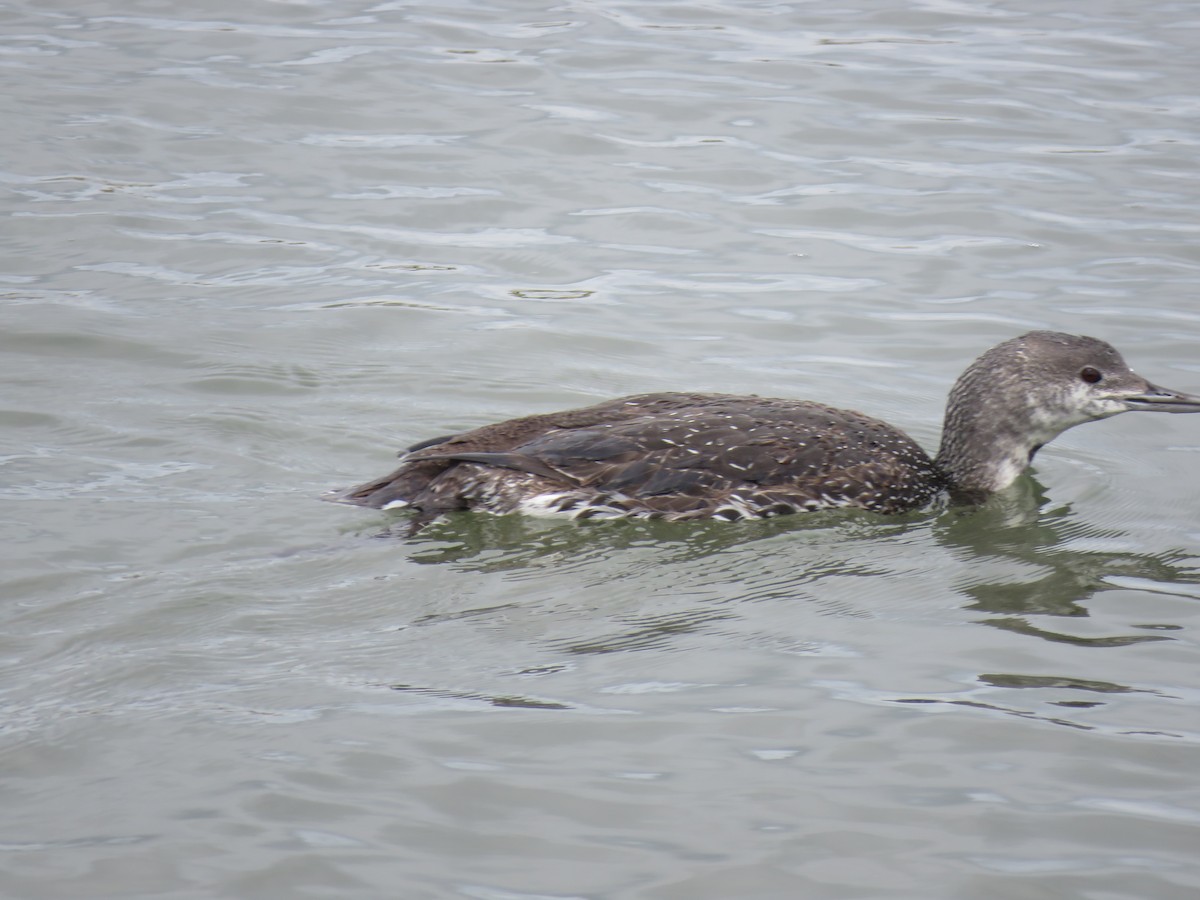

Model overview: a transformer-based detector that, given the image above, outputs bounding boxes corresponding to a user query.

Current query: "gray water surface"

[3,1,1200,898]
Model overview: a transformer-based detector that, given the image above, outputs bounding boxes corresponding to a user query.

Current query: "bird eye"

[1080,366,1103,384]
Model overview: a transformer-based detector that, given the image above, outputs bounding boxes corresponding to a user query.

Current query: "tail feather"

[322,469,414,509]
[322,457,459,511]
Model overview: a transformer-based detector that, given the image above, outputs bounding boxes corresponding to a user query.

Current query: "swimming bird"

[326,331,1200,531]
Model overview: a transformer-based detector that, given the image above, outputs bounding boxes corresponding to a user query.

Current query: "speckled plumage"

[326,331,1200,530]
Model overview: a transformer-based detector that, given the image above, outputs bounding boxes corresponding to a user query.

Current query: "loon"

[326,331,1200,530]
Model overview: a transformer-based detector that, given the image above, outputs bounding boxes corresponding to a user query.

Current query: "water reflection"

[903,477,1195,734]
[551,607,740,656]
[392,477,1200,650]
[882,676,1185,739]
[387,684,571,711]
[365,474,1199,735]
[935,477,1198,644]
[402,504,920,570]
[976,672,1155,697]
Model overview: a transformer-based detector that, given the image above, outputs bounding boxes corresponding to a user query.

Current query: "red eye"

[1080,366,1102,384]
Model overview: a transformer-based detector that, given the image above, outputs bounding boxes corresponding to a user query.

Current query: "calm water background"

[3,1,1200,897]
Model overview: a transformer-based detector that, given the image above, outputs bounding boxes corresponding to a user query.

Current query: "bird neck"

[933,369,1055,498]
[935,410,1042,498]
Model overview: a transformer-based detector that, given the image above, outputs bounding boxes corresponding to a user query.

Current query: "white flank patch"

[381,498,410,510]
[516,492,579,517]
[713,497,759,519]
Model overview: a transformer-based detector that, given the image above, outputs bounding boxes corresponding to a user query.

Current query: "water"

[3,1,1200,897]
